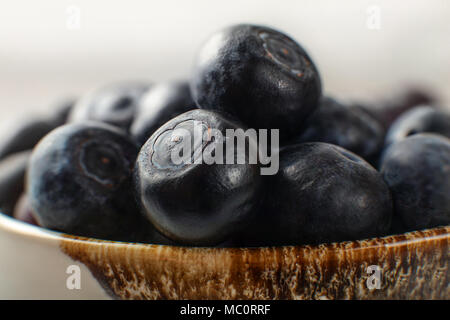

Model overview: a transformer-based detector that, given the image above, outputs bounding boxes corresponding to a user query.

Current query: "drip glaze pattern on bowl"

[0,212,448,299]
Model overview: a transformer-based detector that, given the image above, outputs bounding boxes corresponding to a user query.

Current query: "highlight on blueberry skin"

[130,81,196,146]
[239,142,393,247]
[384,105,450,147]
[190,24,322,140]
[69,81,150,132]
[380,133,450,232]
[27,122,153,241]
[291,96,385,164]
[134,109,262,246]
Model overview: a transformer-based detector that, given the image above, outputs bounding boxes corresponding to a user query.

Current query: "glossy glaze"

[60,226,449,300]
[0,212,447,300]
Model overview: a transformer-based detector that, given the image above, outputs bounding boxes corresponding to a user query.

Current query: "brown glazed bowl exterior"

[0,213,448,299]
[60,226,449,300]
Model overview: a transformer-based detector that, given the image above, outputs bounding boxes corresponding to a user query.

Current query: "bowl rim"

[4,211,449,300]
[2,211,449,251]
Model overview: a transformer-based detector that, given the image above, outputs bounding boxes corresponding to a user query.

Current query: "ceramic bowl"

[0,212,448,299]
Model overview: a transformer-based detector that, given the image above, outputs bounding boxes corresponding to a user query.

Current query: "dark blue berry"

[69,82,150,131]
[130,81,195,146]
[27,122,160,242]
[0,97,74,161]
[191,24,321,140]
[134,109,262,246]
[380,134,450,232]
[239,143,392,246]
[385,105,450,147]
[291,97,384,163]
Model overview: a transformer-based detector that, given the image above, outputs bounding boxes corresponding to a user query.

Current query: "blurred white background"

[0,0,449,117]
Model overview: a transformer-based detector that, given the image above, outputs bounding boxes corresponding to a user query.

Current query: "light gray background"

[0,0,449,119]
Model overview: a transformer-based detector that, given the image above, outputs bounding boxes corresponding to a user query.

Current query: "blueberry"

[0,151,31,216]
[27,122,157,241]
[290,97,385,163]
[190,24,321,140]
[380,134,450,232]
[385,106,450,147]
[134,109,262,246]
[130,81,195,146]
[239,143,392,246]
[68,82,150,131]
[0,98,74,160]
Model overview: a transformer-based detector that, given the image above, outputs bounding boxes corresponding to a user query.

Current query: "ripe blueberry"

[380,134,450,231]
[27,122,156,241]
[0,98,73,161]
[130,81,195,146]
[134,109,262,246]
[190,24,321,140]
[239,143,392,246]
[291,97,384,163]
[385,105,450,147]
[69,82,150,131]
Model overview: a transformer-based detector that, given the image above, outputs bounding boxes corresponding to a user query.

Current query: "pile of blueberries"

[1,24,449,247]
